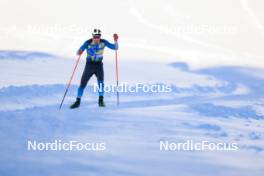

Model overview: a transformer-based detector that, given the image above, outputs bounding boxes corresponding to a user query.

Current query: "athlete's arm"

[77,40,91,55]
[102,39,118,50]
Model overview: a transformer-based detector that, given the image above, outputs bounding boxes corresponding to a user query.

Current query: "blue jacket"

[79,39,118,62]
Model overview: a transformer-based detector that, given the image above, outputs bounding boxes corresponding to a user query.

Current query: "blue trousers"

[77,61,104,98]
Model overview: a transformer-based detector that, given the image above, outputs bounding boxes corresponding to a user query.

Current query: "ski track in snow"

[1,51,264,175]
[128,0,235,56]
[240,0,264,36]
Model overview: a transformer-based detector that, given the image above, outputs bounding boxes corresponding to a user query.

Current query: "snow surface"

[0,51,264,176]
[1,0,264,175]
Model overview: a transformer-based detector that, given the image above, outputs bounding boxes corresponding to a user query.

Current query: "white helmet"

[92,29,101,36]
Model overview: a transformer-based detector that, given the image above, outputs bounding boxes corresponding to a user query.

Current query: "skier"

[70,29,119,108]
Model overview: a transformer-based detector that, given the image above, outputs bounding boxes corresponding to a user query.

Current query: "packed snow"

[0,0,264,175]
[0,51,264,176]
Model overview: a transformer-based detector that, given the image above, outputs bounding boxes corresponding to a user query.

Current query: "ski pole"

[59,54,82,109]
[115,49,119,105]
[114,33,119,105]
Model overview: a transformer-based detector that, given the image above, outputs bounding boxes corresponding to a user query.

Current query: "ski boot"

[98,96,106,107]
[70,98,81,109]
